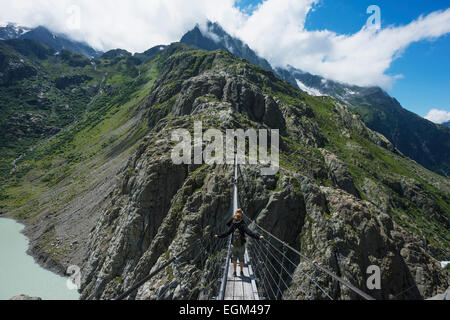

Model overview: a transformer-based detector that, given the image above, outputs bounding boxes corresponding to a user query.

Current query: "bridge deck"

[224,250,259,300]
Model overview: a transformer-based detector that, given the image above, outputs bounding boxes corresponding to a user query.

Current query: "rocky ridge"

[77,45,449,300]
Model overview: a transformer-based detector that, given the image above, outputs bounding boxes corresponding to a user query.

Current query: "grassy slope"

[0,41,101,183]
[0,48,160,220]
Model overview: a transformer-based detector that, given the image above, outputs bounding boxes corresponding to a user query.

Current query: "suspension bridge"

[114,159,375,301]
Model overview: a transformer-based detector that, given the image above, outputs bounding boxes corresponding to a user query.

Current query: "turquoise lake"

[0,218,80,300]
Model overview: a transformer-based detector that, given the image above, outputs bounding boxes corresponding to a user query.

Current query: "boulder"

[320,149,360,198]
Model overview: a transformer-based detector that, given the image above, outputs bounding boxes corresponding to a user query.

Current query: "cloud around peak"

[1,0,449,88]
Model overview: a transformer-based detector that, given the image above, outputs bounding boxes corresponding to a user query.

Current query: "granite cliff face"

[76,45,449,300]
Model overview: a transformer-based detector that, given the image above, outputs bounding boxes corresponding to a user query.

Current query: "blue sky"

[236,0,450,121]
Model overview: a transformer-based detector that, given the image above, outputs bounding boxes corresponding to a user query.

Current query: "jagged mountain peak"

[0,22,32,40]
[0,23,102,59]
[181,21,274,73]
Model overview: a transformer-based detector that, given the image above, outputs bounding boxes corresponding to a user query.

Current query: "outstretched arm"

[217,224,234,238]
[242,224,262,240]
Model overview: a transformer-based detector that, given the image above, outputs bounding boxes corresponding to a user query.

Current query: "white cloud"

[0,0,245,53]
[235,0,450,88]
[1,0,449,88]
[424,109,450,124]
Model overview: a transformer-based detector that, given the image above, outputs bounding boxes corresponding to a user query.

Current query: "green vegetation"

[0,40,160,219]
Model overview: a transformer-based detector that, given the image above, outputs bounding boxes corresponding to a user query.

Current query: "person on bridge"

[214,209,264,277]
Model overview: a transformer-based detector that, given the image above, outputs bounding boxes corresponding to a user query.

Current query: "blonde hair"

[234,209,243,221]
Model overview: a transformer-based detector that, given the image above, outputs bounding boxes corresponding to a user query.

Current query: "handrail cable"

[246,231,333,299]
[237,163,375,301]
[245,222,333,299]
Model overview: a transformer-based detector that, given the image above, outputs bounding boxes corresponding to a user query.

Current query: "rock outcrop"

[55,75,93,90]
[1,59,36,86]
[293,185,448,299]
[320,149,359,198]
[81,122,235,299]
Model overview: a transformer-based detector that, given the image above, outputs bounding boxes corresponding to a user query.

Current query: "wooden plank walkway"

[224,249,259,300]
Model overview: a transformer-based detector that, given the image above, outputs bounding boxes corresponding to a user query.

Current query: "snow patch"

[20,27,31,36]
[296,80,323,96]
[345,88,358,95]
[441,261,450,268]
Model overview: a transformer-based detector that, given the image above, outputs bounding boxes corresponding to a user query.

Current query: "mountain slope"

[0,23,102,58]
[0,37,159,205]
[0,23,32,39]
[0,39,159,275]
[0,39,98,183]
[181,22,450,178]
[284,67,450,178]
[1,43,448,300]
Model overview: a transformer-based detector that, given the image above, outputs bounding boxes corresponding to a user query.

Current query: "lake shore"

[0,217,80,300]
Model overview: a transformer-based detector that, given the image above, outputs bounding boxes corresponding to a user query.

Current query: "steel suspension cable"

[245,240,274,299]
[237,164,375,301]
[247,242,279,299]
[247,238,297,299]
[247,233,329,299]
[245,219,334,299]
